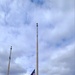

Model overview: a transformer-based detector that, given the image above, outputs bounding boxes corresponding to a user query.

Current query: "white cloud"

[0,0,75,75]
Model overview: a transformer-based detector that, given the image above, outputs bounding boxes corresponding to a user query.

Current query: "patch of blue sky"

[43,35,75,49]
[31,0,44,5]
[55,37,75,48]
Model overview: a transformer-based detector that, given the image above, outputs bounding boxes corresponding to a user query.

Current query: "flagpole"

[36,23,38,75]
[7,46,12,75]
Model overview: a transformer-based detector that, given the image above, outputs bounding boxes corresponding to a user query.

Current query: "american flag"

[31,69,35,75]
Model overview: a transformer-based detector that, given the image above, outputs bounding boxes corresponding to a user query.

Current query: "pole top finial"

[10,46,12,50]
[36,23,38,27]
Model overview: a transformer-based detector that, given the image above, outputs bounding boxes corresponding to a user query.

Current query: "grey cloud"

[40,43,75,75]
[0,0,75,75]
[0,64,26,75]
[0,49,26,75]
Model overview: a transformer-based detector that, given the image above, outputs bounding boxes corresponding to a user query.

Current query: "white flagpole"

[7,46,12,75]
[36,23,38,75]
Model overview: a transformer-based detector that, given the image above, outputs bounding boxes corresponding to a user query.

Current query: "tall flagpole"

[7,46,12,75]
[36,23,38,75]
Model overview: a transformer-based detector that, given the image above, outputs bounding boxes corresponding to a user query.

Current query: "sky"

[0,0,75,75]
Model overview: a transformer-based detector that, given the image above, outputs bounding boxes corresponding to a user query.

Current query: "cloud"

[0,49,26,75]
[0,0,75,75]
[39,42,75,75]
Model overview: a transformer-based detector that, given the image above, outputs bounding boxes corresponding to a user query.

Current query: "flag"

[31,69,35,75]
